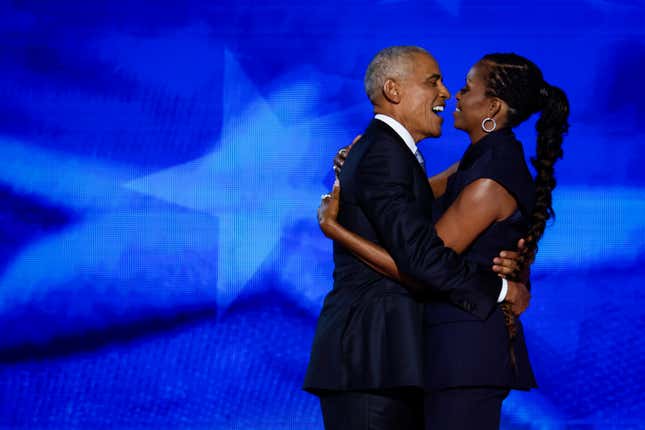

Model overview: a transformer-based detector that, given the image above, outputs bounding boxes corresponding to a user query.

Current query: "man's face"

[397,53,451,141]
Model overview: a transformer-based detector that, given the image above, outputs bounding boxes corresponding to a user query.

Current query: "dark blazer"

[303,118,503,393]
[423,128,537,391]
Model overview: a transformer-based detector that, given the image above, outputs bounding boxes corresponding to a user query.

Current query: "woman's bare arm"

[318,179,518,286]
[320,217,423,289]
[427,161,459,198]
[318,182,412,284]
[434,178,517,253]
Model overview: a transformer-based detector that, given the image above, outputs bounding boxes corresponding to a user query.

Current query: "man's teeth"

[432,106,444,113]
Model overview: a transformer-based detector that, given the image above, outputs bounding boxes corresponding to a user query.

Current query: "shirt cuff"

[497,278,508,303]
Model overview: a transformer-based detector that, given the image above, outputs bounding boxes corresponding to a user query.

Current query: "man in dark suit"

[303,46,530,430]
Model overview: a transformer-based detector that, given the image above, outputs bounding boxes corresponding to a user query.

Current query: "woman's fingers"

[317,200,327,223]
[333,134,363,177]
[333,147,349,177]
[331,181,341,199]
[333,136,361,177]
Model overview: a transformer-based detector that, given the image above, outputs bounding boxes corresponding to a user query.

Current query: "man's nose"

[440,83,451,100]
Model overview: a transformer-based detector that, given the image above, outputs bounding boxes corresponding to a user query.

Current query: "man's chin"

[427,117,443,138]
[427,128,442,138]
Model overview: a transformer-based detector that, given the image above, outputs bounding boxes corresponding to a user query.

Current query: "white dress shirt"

[374,114,508,302]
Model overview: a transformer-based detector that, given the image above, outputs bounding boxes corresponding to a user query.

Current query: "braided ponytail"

[479,53,570,273]
[520,84,569,268]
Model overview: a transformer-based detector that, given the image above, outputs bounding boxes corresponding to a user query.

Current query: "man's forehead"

[416,51,438,66]
[412,52,441,75]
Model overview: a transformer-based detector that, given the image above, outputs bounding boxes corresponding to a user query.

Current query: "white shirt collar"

[374,114,418,155]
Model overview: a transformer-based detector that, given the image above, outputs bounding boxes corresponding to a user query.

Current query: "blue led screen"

[1,1,644,429]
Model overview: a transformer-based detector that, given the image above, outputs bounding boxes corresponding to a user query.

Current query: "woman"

[318,53,569,429]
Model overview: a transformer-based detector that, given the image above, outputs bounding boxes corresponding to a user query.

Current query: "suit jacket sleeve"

[355,136,502,319]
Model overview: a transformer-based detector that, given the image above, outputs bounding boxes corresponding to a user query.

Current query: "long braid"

[522,84,569,267]
[480,53,570,368]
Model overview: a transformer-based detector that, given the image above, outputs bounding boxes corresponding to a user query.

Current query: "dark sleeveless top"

[423,128,538,391]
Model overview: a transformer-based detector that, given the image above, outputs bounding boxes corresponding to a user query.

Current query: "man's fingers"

[517,238,526,250]
[493,257,519,269]
[499,250,520,260]
[492,265,515,276]
[351,134,362,146]
[493,257,519,272]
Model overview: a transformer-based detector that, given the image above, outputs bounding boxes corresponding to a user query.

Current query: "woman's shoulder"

[472,132,530,178]
[457,131,536,213]
[487,131,527,166]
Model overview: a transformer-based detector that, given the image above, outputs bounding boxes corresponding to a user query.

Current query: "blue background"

[1,1,644,429]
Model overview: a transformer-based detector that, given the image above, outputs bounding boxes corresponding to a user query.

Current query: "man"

[303,46,529,429]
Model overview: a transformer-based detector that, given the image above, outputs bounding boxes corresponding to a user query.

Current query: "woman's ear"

[488,98,503,118]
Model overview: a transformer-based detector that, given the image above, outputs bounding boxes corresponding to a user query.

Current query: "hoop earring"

[481,117,497,133]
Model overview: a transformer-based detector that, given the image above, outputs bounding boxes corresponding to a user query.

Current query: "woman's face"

[453,62,495,137]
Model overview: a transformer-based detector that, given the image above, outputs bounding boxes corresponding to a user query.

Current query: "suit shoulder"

[359,129,410,162]
[352,140,414,190]
[355,138,410,179]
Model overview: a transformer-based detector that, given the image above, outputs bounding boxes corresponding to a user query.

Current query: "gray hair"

[364,46,430,104]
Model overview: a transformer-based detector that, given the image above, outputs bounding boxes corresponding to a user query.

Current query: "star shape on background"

[0,49,361,348]
[125,50,362,311]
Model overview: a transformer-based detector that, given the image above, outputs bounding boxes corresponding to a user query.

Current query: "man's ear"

[383,79,401,104]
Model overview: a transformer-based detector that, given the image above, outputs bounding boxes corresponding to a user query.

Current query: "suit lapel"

[368,119,423,172]
[360,119,436,208]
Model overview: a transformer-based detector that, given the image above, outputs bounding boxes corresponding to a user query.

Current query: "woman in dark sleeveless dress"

[317,53,569,429]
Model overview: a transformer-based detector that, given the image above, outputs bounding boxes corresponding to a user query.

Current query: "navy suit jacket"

[303,119,502,393]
